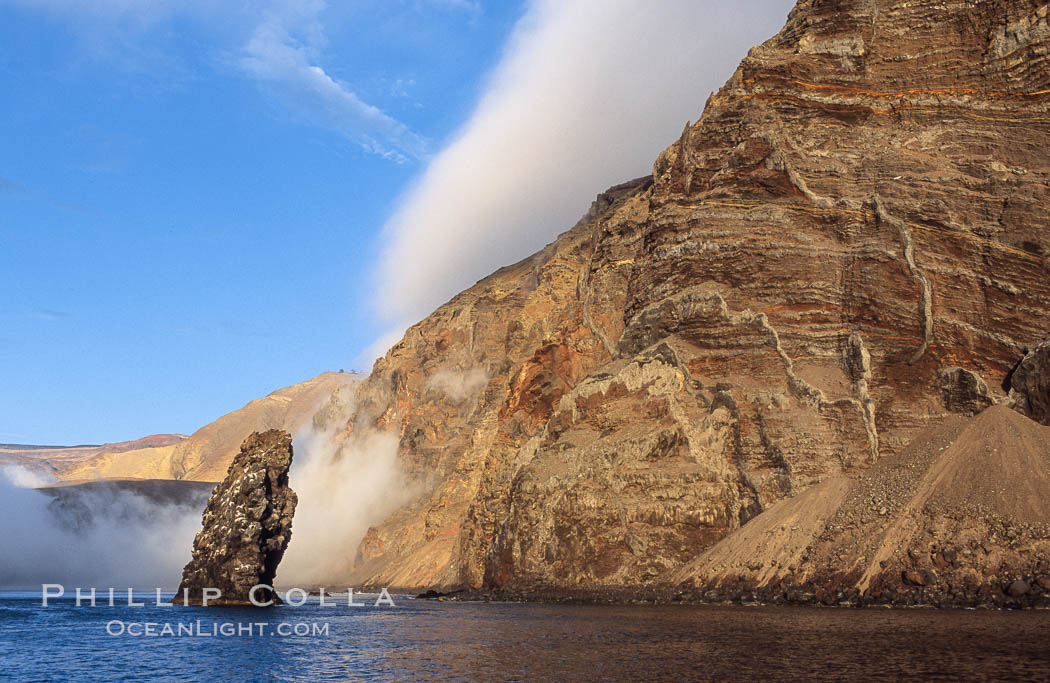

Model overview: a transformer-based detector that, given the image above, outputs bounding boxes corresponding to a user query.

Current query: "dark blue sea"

[1,591,1048,681]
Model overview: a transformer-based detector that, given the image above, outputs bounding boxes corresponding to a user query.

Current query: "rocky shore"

[418,575,1050,610]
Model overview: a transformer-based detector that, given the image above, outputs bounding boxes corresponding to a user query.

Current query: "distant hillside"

[38,478,217,510]
[57,372,356,483]
[0,434,187,474]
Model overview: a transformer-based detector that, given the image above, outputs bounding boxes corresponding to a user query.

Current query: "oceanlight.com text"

[105,620,330,637]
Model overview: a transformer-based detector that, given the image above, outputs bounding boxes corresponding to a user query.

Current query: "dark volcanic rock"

[1007,579,1030,598]
[938,368,995,415]
[1010,341,1050,425]
[173,430,297,606]
[902,570,926,587]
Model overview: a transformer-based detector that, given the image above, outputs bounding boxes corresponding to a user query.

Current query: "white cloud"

[239,11,429,162]
[28,310,71,321]
[426,366,488,402]
[375,0,795,329]
[3,465,51,488]
[281,396,415,586]
[1,0,428,161]
[359,326,408,370]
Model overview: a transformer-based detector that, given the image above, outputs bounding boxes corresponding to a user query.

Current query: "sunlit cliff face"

[374,0,794,335]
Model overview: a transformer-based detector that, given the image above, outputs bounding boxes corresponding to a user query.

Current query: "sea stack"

[172,430,297,606]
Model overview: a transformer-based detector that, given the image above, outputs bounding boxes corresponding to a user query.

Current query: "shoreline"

[410,580,1050,610]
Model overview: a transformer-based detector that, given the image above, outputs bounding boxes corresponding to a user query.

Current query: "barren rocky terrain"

[663,405,1050,607]
[335,0,1050,603]
[0,434,186,474]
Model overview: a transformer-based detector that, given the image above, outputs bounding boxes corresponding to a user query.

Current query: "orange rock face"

[344,0,1050,591]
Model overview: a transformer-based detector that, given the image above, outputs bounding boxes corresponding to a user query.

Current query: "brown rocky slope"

[336,0,1050,599]
[664,406,1050,607]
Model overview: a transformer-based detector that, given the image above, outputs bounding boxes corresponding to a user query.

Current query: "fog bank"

[0,468,205,589]
[376,0,795,329]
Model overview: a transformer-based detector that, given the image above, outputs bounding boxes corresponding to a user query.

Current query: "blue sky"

[0,0,793,445]
[0,0,524,444]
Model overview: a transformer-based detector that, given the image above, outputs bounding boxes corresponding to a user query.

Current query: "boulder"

[1010,341,1050,425]
[1007,579,1031,599]
[938,368,994,415]
[902,570,926,587]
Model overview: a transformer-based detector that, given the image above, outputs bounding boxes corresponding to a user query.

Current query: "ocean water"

[1,591,1048,681]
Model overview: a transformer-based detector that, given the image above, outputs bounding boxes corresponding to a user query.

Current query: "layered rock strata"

[340,0,1050,596]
